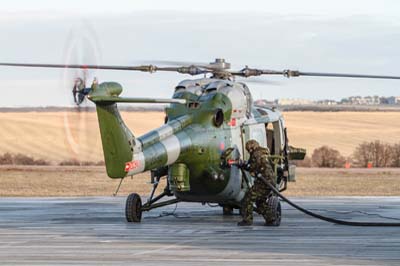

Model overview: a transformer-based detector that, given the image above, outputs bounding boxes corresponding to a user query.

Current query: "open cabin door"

[267,120,285,156]
[241,123,267,160]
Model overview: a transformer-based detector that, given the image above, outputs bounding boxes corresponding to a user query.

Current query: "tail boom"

[90,81,192,178]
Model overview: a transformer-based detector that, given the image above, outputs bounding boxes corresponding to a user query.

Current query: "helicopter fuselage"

[108,78,290,206]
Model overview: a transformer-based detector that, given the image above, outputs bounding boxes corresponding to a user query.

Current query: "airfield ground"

[1,166,400,197]
[1,196,400,265]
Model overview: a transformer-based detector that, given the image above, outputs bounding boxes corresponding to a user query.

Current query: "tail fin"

[90,82,135,178]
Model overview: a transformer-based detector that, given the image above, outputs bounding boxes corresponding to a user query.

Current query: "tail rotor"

[60,21,102,161]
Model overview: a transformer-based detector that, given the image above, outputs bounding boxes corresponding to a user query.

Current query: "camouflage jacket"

[247,147,274,180]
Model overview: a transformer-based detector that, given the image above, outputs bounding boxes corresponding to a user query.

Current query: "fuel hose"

[262,178,400,227]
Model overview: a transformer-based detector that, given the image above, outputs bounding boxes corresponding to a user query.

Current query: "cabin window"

[213,109,224,127]
[188,102,200,109]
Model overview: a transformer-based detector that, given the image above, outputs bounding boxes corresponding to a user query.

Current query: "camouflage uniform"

[238,140,276,226]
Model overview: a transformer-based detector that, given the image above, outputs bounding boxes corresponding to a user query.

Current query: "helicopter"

[1,58,400,225]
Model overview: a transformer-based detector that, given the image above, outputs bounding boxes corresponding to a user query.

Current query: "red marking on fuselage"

[219,142,225,151]
[228,159,237,165]
[228,118,236,127]
[125,160,140,172]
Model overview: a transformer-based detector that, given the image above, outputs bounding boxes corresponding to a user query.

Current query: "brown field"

[0,111,399,164]
[1,166,399,197]
[0,111,165,163]
[0,111,400,196]
[285,111,400,156]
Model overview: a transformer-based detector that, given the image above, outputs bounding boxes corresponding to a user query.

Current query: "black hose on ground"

[263,179,400,226]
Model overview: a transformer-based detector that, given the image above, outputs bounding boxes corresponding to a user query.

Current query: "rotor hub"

[209,58,231,70]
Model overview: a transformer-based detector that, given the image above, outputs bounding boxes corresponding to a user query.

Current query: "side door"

[241,123,267,160]
[272,119,285,156]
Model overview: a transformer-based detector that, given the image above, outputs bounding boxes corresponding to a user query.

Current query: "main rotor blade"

[294,71,400,80]
[139,60,209,67]
[234,67,400,80]
[237,78,283,86]
[0,62,209,75]
[0,62,167,71]
[138,60,226,70]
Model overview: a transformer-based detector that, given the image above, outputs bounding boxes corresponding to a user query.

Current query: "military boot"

[237,220,252,226]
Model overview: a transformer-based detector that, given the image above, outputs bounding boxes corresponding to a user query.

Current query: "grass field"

[1,166,399,197]
[0,111,399,163]
[285,111,400,156]
[0,111,164,163]
[1,111,400,197]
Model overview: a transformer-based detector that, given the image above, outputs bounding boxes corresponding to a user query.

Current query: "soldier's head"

[246,139,259,153]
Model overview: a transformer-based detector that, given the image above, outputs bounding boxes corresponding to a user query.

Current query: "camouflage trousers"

[241,177,274,223]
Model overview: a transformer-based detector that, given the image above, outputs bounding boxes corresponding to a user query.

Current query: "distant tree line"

[1,141,399,168]
[0,153,50,165]
[293,140,400,168]
[0,152,104,166]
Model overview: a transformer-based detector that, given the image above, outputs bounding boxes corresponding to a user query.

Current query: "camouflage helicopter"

[1,58,400,225]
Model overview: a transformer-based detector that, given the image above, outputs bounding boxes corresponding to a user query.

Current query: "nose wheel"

[222,205,234,215]
[125,193,142,222]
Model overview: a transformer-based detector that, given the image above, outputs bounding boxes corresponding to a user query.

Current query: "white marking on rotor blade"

[161,135,181,165]
[157,124,174,140]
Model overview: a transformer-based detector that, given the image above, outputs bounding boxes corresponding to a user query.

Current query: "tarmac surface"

[0,197,400,265]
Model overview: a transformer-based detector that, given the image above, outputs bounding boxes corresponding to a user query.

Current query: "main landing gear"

[264,196,281,226]
[125,176,179,223]
[125,193,142,222]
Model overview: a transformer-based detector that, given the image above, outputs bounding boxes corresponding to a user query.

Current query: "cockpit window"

[205,87,217,93]
[188,102,200,109]
[175,85,186,91]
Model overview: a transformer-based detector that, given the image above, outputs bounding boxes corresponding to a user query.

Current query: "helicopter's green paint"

[139,115,193,149]
[95,103,134,178]
[90,82,134,178]
[89,78,300,205]
[169,163,190,192]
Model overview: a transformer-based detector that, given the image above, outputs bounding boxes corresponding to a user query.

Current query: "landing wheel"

[222,205,234,216]
[125,193,142,223]
[265,196,281,226]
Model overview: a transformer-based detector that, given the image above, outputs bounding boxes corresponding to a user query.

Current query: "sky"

[1,0,400,106]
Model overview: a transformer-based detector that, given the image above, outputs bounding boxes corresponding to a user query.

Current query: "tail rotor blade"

[60,21,102,162]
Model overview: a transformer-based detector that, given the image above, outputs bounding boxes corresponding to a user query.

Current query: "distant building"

[254,99,275,106]
[387,96,400,105]
[257,95,400,107]
[364,95,381,105]
[341,95,382,105]
[276,98,314,105]
[316,99,337,105]
[348,96,363,105]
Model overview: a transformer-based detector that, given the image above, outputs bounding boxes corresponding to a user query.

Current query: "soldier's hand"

[220,148,236,168]
[220,147,234,160]
[241,161,251,171]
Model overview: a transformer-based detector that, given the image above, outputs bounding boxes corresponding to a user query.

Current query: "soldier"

[238,139,276,226]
